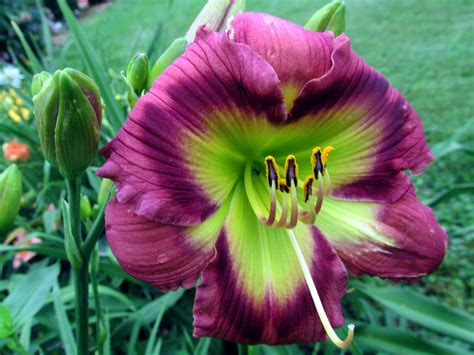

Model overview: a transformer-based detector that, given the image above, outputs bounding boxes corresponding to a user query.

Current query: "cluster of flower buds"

[32,68,102,179]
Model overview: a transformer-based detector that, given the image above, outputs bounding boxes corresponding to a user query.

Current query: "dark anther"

[265,156,279,189]
[313,150,323,179]
[285,155,298,187]
[303,176,314,203]
[279,180,289,193]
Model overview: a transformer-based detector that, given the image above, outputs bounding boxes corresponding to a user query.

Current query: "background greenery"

[1,0,473,353]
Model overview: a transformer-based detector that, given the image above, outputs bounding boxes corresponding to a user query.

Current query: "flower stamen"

[275,179,290,227]
[263,156,280,225]
[285,155,299,229]
[300,176,316,224]
[263,148,333,228]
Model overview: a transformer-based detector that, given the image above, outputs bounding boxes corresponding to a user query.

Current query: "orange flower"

[2,139,30,162]
[3,228,41,269]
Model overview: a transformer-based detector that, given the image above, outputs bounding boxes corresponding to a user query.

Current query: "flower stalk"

[66,176,90,354]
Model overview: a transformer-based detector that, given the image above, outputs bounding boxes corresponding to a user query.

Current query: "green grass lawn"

[64,0,474,312]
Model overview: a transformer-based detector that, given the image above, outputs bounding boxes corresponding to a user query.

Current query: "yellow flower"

[20,108,30,120]
[15,97,24,106]
[8,88,18,98]
[8,109,21,122]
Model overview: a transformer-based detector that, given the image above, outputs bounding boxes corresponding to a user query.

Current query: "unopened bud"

[80,195,92,221]
[33,68,102,178]
[31,71,52,97]
[147,38,187,90]
[0,165,22,236]
[126,53,149,95]
[185,0,245,42]
[97,178,114,206]
[304,0,345,36]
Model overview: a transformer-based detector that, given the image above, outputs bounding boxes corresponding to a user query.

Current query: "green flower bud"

[126,53,149,95]
[33,68,102,178]
[304,0,346,36]
[147,38,187,90]
[80,194,92,221]
[185,0,245,42]
[0,165,22,236]
[97,178,114,206]
[31,71,52,97]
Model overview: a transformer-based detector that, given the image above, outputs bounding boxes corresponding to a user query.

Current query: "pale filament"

[275,188,289,227]
[263,180,277,225]
[287,180,299,228]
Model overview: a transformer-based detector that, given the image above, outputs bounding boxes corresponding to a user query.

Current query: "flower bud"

[31,71,52,97]
[97,178,114,206]
[0,165,22,236]
[185,0,245,42]
[80,194,92,221]
[304,0,346,36]
[147,38,188,90]
[33,68,102,178]
[126,53,149,95]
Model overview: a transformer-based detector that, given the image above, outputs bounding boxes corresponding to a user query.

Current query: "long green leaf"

[355,282,474,343]
[57,0,124,132]
[4,263,59,329]
[52,283,76,355]
[427,183,474,207]
[356,325,468,354]
[10,21,43,73]
[36,0,53,67]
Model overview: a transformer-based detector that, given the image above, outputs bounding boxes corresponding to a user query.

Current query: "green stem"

[82,185,113,257]
[73,257,90,354]
[90,247,103,355]
[66,176,90,354]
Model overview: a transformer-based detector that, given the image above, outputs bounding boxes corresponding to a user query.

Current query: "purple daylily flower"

[97,13,448,346]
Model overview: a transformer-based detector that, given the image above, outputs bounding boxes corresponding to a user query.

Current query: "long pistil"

[287,229,355,349]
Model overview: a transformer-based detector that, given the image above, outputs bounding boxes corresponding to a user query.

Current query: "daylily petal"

[193,183,347,344]
[315,187,447,280]
[289,34,433,202]
[105,198,227,291]
[229,12,334,109]
[97,27,285,225]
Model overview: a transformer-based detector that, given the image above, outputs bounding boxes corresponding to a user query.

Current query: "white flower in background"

[0,65,25,89]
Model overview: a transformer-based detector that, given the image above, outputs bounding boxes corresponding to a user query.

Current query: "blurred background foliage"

[0,0,473,354]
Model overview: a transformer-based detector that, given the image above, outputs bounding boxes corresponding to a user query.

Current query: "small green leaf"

[0,304,14,339]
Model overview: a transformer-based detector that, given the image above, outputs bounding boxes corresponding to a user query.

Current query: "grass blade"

[427,183,474,207]
[52,283,77,355]
[10,20,43,73]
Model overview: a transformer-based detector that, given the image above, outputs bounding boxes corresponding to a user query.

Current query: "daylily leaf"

[426,183,474,207]
[356,325,468,354]
[354,281,474,343]
[4,262,59,329]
